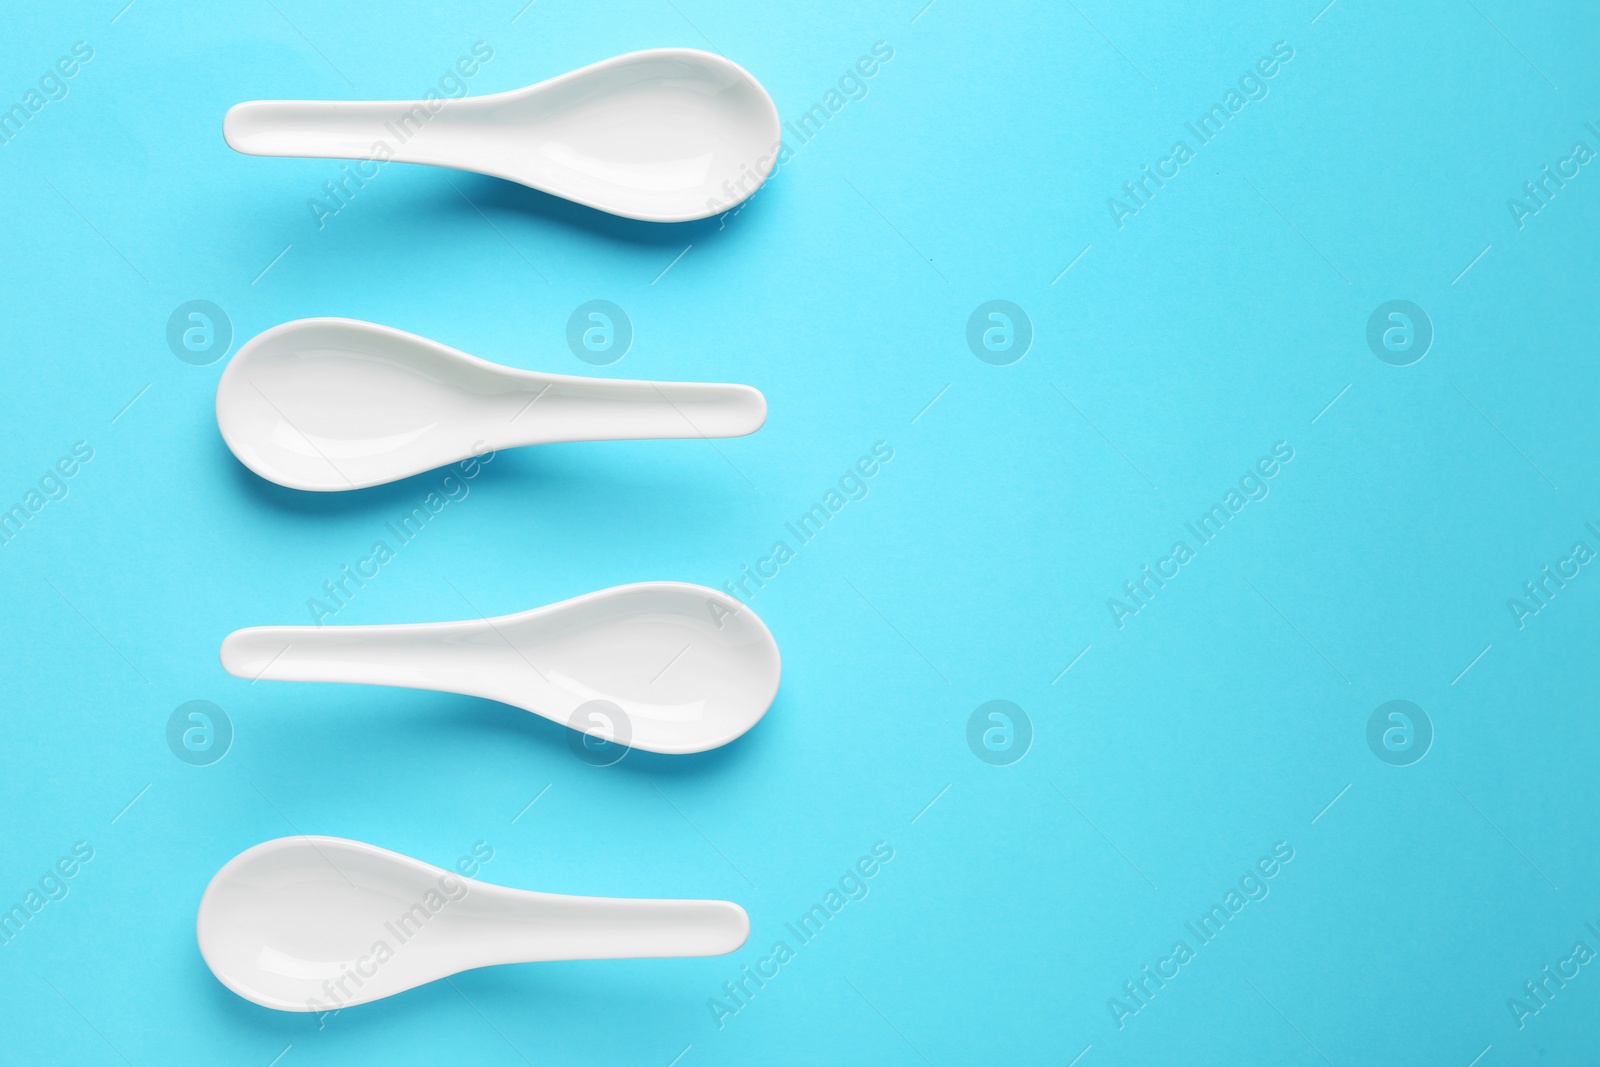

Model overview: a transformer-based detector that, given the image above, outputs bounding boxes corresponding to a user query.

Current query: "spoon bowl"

[221,582,779,754]
[198,836,750,1011]
[215,318,766,491]
[224,48,780,222]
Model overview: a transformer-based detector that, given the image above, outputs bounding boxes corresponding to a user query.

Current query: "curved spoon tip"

[725,382,767,436]
[710,900,751,954]
[223,100,308,157]
[218,627,272,679]
[220,101,253,154]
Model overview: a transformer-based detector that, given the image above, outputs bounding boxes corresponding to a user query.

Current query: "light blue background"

[3,0,1599,1063]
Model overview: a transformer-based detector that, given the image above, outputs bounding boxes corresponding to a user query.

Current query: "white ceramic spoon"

[221,582,779,754]
[215,318,766,492]
[224,48,779,222]
[198,836,749,1011]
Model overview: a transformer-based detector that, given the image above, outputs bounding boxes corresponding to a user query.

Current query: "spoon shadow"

[322,166,785,260]
[219,440,430,517]
[194,947,524,1032]
[438,172,734,247]
[237,684,775,784]
[195,966,307,1034]
[204,957,695,1035]
[215,434,719,522]
[199,932,709,1036]
[457,688,778,779]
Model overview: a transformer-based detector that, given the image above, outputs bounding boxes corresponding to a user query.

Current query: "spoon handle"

[478,892,749,963]
[493,377,767,448]
[221,621,504,693]
[224,99,464,163]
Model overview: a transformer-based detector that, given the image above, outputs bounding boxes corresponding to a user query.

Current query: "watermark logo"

[1507,126,1597,230]
[707,41,897,222]
[567,699,632,766]
[313,841,493,1028]
[1108,841,1295,1029]
[166,700,233,766]
[707,841,895,1029]
[306,448,492,625]
[0,841,94,948]
[1107,41,1295,230]
[566,300,632,366]
[1508,525,1599,630]
[166,300,232,366]
[1507,921,1600,1030]
[307,42,494,231]
[720,442,895,608]
[0,440,95,550]
[1365,300,1432,366]
[966,300,1032,366]
[1108,442,1295,629]
[966,700,1032,765]
[1365,699,1432,766]
[0,41,94,150]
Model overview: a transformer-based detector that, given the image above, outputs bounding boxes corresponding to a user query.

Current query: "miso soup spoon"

[220,581,779,754]
[198,836,750,1011]
[215,318,766,492]
[224,48,779,222]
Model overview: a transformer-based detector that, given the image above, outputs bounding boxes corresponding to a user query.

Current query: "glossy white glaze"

[198,836,750,1011]
[220,581,780,754]
[224,49,779,221]
[215,318,766,491]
